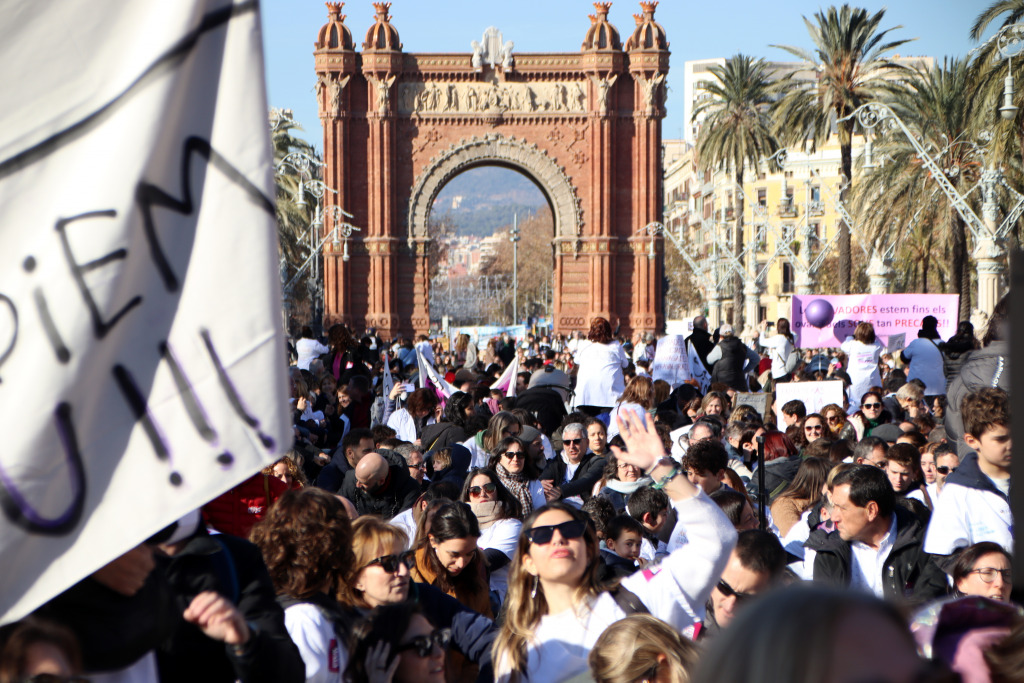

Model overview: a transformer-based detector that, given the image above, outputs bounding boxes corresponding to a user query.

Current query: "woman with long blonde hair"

[492,411,736,682]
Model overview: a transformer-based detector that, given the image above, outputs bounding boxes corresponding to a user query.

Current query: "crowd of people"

[0,296,1018,683]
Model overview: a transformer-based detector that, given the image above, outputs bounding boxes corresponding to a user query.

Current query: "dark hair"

[627,486,669,524]
[460,467,522,520]
[781,400,806,419]
[802,438,833,460]
[776,318,793,342]
[734,529,788,577]
[442,391,474,429]
[488,436,541,479]
[829,439,853,465]
[344,602,427,683]
[0,617,82,682]
[419,502,486,596]
[582,496,617,537]
[692,415,725,440]
[962,387,1009,439]
[342,427,374,456]
[885,443,921,474]
[250,488,354,599]
[605,514,645,542]
[588,317,613,344]
[830,465,896,519]
[951,541,1013,586]
[371,424,397,444]
[710,489,749,528]
[683,439,729,475]
[300,326,314,339]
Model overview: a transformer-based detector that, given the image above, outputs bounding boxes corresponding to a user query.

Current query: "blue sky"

[262,1,996,149]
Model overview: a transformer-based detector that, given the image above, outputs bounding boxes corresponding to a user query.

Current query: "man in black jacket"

[515,366,570,436]
[540,422,605,505]
[340,452,421,519]
[804,465,946,604]
[686,315,715,371]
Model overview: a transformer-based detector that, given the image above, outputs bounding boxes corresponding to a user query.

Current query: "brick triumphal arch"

[314,1,669,337]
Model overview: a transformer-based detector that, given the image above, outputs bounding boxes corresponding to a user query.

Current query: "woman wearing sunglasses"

[345,602,448,683]
[820,404,856,442]
[342,517,498,683]
[489,436,547,520]
[460,468,524,606]
[848,391,890,440]
[493,410,736,683]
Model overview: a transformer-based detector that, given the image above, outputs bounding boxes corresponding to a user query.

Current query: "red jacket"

[202,473,288,538]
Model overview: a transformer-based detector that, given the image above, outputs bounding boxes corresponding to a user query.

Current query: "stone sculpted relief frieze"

[398,81,587,115]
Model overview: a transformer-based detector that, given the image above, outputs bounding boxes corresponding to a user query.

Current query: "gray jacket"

[944,340,1009,454]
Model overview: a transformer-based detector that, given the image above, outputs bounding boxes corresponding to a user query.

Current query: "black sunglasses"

[862,402,882,409]
[502,451,526,460]
[936,465,958,475]
[716,578,754,603]
[395,628,452,657]
[469,483,497,496]
[361,551,415,574]
[527,519,587,545]
[563,438,582,445]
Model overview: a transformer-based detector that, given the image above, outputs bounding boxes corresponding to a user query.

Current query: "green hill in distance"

[433,166,548,237]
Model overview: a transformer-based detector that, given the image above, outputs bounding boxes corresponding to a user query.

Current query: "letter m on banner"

[0,2,289,624]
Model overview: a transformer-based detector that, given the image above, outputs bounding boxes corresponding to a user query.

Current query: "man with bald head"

[339,451,421,519]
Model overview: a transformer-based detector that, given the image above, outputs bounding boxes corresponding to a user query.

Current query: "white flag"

[0,1,289,624]
[490,354,520,398]
[382,350,395,400]
[417,347,456,399]
[650,334,691,389]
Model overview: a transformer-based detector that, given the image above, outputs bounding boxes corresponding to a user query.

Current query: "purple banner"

[791,294,960,348]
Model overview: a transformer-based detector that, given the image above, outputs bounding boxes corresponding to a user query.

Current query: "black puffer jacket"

[804,505,948,605]
[945,341,1009,453]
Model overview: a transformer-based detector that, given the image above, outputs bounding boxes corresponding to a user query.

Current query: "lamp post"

[843,101,1024,317]
[510,213,520,325]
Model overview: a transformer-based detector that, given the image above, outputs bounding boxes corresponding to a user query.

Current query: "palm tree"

[851,59,979,320]
[772,5,912,294]
[692,55,786,329]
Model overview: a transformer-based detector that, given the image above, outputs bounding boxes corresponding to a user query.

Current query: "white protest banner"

[491,354,520,397]
[774,381,845,427]
[0,2,289,624]
[887,332,906,353]
[651,334,691,389]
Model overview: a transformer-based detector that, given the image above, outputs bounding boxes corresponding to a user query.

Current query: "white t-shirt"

[285,603,346,683]
[572,341,628,409]
[296,338,330,371]
[840,338,884,408]
[759,331,795,379]
[902,338,946,395]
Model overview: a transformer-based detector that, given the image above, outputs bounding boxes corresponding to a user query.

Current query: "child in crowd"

[925,387,1012,557]
[626,486,670,563]
[682,440,730,495]
[603,515,647,568]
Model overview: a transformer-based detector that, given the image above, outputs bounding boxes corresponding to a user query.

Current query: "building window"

[757,189,767,206]
[810,186,821,202]
[782,263,794,293]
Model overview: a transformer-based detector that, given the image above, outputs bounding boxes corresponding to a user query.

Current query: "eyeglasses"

[805,424,823,432]
[617,463,638,470]
[469,483,497,496]
[410,462,427,471]
[526,519,587,545]
[827,415,842,423]
[936,465,957,475]
[862,403,882,410]
[563,438,582,446]
[360,551,415,574]
[395,628,452,657]
[969,567,1012,583]
[502,451,526,460]
[716,578,755,603]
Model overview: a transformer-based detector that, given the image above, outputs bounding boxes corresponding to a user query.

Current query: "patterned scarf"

[496,464,533,518]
